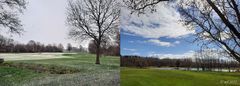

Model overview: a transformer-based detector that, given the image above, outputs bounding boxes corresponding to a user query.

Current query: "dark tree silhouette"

[67,43,72,52]
[0,0,26,34]
[27,40,36,52]
[67,0,120,64]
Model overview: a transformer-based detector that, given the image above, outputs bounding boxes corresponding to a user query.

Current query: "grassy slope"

[0,53,120,86]
[121,68,240,86]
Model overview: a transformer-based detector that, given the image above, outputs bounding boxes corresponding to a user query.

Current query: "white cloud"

[145,39,181,47]
[123,48,136,52]
[121,2,194,39]
[149,50,195,59]
[132,52,140,55]
[146,39,173,47]
[174,41,180,44]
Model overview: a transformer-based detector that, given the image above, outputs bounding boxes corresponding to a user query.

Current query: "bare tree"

[67,0,120,64]
[0,0,26,34]
[27,40,36,52]
[177,0,240,62]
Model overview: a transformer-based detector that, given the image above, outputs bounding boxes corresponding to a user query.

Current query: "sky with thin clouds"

[120,2,199,59]
[2,0,89,48]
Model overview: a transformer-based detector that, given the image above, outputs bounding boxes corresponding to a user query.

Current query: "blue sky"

[120,2,199,58]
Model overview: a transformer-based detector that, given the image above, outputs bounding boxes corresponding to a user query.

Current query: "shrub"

[0,58,4,64]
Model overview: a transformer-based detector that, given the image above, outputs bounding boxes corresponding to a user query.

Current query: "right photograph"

[120,0,240,86]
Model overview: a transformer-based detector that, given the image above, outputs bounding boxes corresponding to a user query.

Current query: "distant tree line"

[66,43,87,53]
[121,56,239,71]
[121,56,195,68]
[121,49,239,72]
[121,56,160,67]
[0,35,64,53]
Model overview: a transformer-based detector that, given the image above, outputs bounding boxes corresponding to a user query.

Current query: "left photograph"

[0,0,120,86]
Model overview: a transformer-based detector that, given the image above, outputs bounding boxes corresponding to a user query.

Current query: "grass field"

[121,67,240,86]
[0,53,120,86]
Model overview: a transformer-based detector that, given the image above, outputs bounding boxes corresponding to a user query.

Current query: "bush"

[0,58,4,64]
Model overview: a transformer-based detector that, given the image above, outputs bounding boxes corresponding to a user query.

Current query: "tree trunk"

[95,44,100,64]
[228,66,231,72]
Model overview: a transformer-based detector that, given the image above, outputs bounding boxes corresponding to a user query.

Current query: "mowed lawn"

[121,68,240,86]
[0,53,120,86]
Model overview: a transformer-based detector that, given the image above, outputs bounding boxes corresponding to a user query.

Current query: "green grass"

[121,67,240,86]
[0,66,42,86]
[0,53,120,86]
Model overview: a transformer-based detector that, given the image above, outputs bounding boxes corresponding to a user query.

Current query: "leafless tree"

[178,0,240,62]
[122,0,168,14]
[0,0,26,34]
[27,40,36,52]
[67,0,120,64]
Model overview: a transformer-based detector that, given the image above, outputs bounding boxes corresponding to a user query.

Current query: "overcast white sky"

[2,0,89,48]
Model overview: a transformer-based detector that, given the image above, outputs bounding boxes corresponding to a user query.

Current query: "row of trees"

[121,56,159,67]
[121,49,239,72]
[0,36,64,53]
[121,56,239,71]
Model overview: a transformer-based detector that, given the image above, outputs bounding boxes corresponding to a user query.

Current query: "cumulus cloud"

[144,39,181,47]
[145,39,173,47]
[121,2,194,39]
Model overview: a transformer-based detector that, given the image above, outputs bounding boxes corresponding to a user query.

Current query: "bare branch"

[0,0,26,35]
[122,0,169,14]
